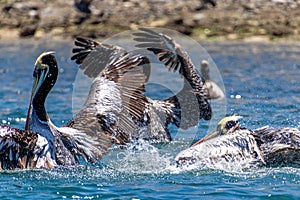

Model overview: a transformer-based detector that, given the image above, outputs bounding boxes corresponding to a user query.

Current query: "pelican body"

[176,116,300,170]
[0,124,56,169]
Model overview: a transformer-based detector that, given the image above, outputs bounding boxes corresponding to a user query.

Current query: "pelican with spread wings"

[0,51,149,169]
[71,33,213,142]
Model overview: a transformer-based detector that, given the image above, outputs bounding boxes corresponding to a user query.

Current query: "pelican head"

[192,115,243,146]
[25,51,58,130]
[217,115,243,135]
[200,60,210,80]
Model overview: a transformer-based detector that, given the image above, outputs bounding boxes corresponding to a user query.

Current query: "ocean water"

[0,37,299,199]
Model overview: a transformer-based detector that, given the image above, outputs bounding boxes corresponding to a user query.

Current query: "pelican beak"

[192,128,219,147]
[25,52,55,130]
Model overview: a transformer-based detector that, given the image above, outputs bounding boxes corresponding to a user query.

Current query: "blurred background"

[1,0,300,41]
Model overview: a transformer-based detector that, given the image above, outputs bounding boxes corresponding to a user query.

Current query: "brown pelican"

[175,115,300,169]
[0,51,149,169]
[71,35,212,141]
[0,52,59,169]
[200,60,225,99]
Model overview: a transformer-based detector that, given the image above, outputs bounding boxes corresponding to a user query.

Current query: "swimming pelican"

[0,51,149,170]
[200,60,225,99]
[0,52,59,169]
[71,36,212,141]
[175,116,300,169]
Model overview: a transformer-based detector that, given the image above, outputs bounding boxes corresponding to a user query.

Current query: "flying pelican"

[71,36,212,141]
[0,51,149,169]
[200,60,225,99]
[175,115,300,169]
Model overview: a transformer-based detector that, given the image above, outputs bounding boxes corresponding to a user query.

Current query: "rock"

[0,0,299,41]
[19,26,36,37]
[74,0,92,14]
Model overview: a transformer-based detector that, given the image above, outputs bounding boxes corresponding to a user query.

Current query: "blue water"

[0,37,300,199]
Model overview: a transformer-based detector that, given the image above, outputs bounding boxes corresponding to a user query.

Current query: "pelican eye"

[33,68,39,78]
[225,120,238,130]
[33,61,46,74]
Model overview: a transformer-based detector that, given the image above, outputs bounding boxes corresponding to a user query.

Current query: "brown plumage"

[0,124,56,170]
[47,53,150,164]
[62,54,150,161]
[254,126,300,167]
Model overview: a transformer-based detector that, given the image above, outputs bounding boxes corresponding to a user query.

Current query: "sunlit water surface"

[0,38,299,199]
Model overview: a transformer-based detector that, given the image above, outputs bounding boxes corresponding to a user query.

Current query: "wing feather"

[64,54,149,162]
[71,37,128,78]
[133,28,212,122]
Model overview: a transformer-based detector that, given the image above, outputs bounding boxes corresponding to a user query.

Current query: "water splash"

[102,139,177,174]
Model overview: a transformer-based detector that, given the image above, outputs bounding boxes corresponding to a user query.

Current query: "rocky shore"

[1,0,300,41]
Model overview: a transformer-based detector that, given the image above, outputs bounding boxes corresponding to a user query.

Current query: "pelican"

[0,51,149,169]
[0,52,59,169]
[71,36,212,142]
[175,116,300,169]
[200,60,225,99]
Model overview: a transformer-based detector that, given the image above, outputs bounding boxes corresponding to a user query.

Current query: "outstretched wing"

[133,28,212,124]
[71,37,174,142]
[63,54,149,162]
[134,28,183,73]
[0,124,57,169]
[71,37,128,78]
